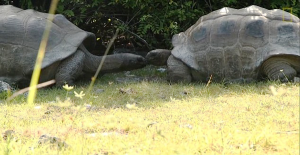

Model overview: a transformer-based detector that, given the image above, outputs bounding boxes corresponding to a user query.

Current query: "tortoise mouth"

[120,57,147,70]
[136,57,147,67]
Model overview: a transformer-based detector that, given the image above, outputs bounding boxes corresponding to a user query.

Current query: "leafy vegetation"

[1,0,299,49]
[0,67,299,154]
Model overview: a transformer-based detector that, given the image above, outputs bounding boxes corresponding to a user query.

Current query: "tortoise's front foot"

[167,55,192,83]
[55,50,85,87]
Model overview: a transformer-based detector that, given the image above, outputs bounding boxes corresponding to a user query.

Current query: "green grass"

[0,66,299,154]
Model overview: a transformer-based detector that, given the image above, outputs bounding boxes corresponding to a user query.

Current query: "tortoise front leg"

[167,55,192,83]
[262,57,297,82]
[55,50,85,86]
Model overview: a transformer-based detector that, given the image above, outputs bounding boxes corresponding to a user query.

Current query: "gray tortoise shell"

[171,5,300,80]
[0,5,95,82]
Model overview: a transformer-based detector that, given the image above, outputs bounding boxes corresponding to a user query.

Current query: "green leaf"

[64,10,74,17]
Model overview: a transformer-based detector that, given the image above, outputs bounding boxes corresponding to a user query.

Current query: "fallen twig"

[7,80,56,101]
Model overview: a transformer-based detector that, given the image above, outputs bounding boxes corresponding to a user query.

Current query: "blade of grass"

[87,29,119,93]
[27,0,59,105]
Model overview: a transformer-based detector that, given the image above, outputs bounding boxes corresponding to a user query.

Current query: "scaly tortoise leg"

[167,55,192,83]
[262,57,297,82]
[55,50,85,86]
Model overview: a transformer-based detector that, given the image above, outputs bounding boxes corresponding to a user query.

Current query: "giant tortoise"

[146,5,300,83]
[0,5,146,88]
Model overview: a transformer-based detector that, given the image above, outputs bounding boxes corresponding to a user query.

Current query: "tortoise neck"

[79,44,123,73]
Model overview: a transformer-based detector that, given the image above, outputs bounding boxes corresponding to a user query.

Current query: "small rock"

[294,77,300,83]
[0,81,12,92]
[157,68,166,73]
[0,81,13,99]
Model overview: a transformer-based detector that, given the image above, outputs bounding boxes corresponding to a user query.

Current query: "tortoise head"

[172,32,187,47]
[120,53,147,70]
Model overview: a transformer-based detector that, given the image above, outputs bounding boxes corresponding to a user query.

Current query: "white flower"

[74,91,85,99]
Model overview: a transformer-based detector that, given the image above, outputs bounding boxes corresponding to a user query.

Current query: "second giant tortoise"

[146,5,300,83]
[0,5,146,88]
